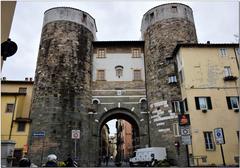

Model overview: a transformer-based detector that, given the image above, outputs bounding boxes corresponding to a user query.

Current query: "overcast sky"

[1,0,238,135]
[2,0,239,80]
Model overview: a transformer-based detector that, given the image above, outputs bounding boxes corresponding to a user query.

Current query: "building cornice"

[93,41,144,47]
[172,43,239,57]
[1,80,34,84]
[1,92,27,96]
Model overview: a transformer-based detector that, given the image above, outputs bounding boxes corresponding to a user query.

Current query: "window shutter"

[184,98,188,111]
[195,97,200,110]
[207,97,212,110]
[226,97,232,109]
[180,101,184,114]
[172,101,175,112]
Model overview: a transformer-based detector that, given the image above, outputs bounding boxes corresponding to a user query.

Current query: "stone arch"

[98,107,141,133]
[97,107,143,164]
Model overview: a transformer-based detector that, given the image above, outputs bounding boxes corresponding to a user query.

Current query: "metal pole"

[220,144,226,166]
[40,138,45,166]
[186,145,190,167]
[147,111,151,147]
[74,139,77,159]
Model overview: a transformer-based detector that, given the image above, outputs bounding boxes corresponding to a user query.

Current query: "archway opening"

[98,108,140,167]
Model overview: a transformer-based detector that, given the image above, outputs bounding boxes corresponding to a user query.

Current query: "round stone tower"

[141,3,197,166]
[28,7,97,166]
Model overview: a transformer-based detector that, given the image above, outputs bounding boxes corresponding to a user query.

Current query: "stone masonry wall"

[143,17,197,166]
[28,20,94,166]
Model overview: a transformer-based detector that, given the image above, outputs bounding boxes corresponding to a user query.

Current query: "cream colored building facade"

[174,43,239,166]
[1,79,33,165]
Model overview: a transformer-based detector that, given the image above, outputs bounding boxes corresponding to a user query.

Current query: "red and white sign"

[72,130,80,139]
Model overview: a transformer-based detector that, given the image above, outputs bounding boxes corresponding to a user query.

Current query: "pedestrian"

[105,155,109,166]
[19,157,31,167]
[150,154,156,167]
[44,154,58,167]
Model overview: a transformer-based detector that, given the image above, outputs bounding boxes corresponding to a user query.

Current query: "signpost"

[214,128,225,166]
[72,130,80,159]
[33,131,45,166]
[178,114,191,167]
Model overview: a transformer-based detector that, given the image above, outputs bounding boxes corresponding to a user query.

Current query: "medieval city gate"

[29,3,198,166]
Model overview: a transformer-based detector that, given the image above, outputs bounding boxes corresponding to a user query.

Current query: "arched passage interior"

[98,108,141,165]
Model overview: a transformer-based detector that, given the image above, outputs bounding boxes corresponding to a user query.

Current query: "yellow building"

[1,78,33,165]
[173,43,239,166]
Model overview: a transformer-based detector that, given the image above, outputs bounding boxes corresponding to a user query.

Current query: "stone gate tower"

[28,7,97,166]
[141,3,197,166]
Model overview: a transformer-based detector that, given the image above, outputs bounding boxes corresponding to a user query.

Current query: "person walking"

[19,157,31,167]
[44,154,58,167]
[105,155,109,166]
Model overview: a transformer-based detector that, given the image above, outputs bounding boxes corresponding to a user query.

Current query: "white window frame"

[173,123,180,137]
[219,48,227,57]
[204,132,215,150]
[230,97,239,109]
[172,101,181,113]
[199,97,208,110]
[224,66,232,77]
[168,75,177,83]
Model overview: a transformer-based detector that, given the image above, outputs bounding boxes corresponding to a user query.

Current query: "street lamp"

[1,38,17,68]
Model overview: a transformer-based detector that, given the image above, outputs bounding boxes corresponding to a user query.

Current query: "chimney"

[25,77,28,81]
[2,77,6,80]
[30,77,33,81]
[207,41,210,44]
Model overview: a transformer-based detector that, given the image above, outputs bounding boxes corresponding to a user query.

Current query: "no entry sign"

[72,130,80,139]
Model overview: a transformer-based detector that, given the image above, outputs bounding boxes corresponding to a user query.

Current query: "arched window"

[115,65,123,78]
[92,99,100,112]
[139,98,148,111]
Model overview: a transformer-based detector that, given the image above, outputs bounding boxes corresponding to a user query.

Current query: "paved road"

[100,160,130,167]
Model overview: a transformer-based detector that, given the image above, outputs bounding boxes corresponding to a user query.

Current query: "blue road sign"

[214,128,225,144]
[33,131,45,137]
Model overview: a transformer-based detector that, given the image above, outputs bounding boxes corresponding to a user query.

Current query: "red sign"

[178,114,191,126]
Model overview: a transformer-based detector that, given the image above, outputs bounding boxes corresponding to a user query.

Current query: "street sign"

[33,131,45,137]
[72,130,80,139]
[181,135,192,145]
[180,126,191,136]
[214,128,225,144]
[178,114,191,126]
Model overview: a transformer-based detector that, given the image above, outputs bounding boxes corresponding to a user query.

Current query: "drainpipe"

[9,95,17,140]
[233,47,240,100]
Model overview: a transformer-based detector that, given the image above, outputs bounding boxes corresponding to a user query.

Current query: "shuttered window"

[195,97,212,110]
[204,132,215,150]
[224,66,232,77]
[226,96,239,109]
